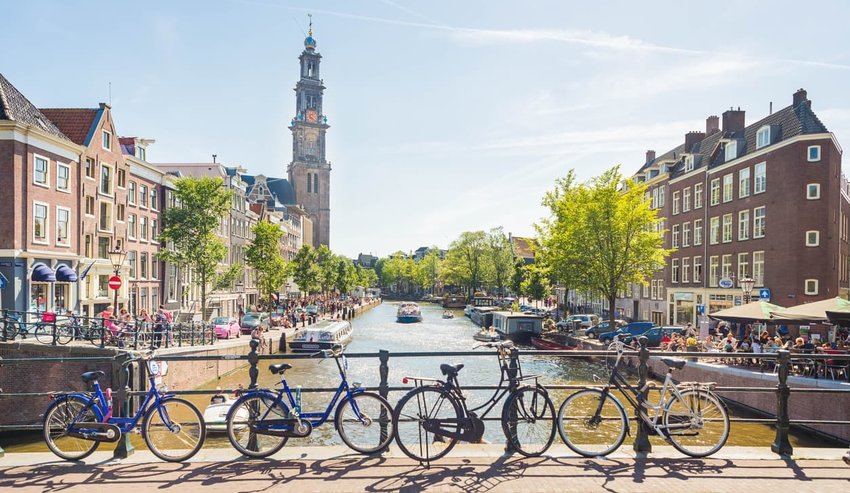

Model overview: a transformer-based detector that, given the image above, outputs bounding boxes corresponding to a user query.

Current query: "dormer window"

[684,155,694,172]
[137,146,146,161]
[756,126,770,149]
[725,140,737,162]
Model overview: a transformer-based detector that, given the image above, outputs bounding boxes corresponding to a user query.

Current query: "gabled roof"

[510,236,537,261]
[243,174,296,209]
[0,73,69,140]
[40,108,101,145]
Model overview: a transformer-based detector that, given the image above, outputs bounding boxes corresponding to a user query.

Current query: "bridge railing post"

[505,347,520,451]
[632,338,652,456]
[246,338,260,453]
[771,349,793,456]
[378,349,390,452]
[113,352,135,459]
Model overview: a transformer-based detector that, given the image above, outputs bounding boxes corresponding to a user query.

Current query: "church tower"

[288,18,331,248]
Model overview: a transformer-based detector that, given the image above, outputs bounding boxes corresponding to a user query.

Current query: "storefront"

[668,291,696,326]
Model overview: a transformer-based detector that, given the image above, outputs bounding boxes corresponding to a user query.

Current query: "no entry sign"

[108,275,122,290]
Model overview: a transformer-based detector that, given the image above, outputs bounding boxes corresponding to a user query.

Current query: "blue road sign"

[0,271,8,289]
[759,288,771,301]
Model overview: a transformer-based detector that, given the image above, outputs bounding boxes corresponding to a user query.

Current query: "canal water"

[2,301,836,452]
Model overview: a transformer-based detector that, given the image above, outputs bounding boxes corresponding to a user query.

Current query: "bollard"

[632,337,652,456]
[279,332,287,353]
[113,352,135,458]
[771,350,793,456]
[378,349,390,452]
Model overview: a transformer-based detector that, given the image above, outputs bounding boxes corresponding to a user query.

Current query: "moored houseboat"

[442,294,467,309]
[491,311,543,343]
[289,320,354,352]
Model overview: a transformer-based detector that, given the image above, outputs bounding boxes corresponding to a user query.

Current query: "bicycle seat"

[440,363,464,377]
[81,371,105,383]
[660,358,687,370]
[269,363,292,375]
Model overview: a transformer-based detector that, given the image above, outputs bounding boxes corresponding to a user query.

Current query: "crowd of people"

[93,305,174,348]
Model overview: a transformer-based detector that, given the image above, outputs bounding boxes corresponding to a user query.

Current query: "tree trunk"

[608,293,616,331]
[201,270,207,323]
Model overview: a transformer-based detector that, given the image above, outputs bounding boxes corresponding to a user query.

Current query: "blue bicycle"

[42,354,206,462]
[225,345,394,457]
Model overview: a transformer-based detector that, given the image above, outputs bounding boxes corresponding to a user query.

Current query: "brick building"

[615,89,848,327]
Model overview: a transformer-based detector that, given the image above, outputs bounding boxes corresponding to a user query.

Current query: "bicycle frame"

[64,373,170,434]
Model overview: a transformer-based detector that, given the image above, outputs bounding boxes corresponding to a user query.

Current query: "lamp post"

[740,276,755,304]
[108,246,126,313]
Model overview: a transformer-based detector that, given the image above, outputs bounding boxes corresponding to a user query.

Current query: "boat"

[531,336,577,351]
[396,302,423,323]
[203,393,247,433]
[491,311,544,343]
[470,306,500,327]
[442,294,467,309]
[289,320,354,352]
[442,311,455,319]
[464,296,497,318]
[473,327,501,342]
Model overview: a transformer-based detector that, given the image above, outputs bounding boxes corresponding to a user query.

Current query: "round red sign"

[108,275,122,290]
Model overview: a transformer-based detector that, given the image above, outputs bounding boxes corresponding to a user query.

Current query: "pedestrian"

[153,308,166,349]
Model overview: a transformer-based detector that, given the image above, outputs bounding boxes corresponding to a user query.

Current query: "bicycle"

[225,344,394,458]
[392,340,556,465]
[557,337,730,458]
[42,352,206,462]
[1,311,70,344]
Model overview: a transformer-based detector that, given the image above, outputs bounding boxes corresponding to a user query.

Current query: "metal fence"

[0,341,848,460]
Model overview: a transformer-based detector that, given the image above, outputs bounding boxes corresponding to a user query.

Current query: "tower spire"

[308,13,313,36]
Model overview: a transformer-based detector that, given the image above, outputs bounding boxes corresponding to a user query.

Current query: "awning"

[31,264,56,282]
[770,297,850,324]
[708,300,785,324]
[55,264,78,282]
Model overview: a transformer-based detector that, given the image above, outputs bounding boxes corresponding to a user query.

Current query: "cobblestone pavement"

[1,446,848,492]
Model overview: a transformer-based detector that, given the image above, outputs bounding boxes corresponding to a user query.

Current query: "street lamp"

[739,276,755,304]
[108,246,126,312]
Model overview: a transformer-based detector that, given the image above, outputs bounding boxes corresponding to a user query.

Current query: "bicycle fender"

[47,393,105,422]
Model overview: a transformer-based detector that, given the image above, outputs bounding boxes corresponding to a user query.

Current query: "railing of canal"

[1,342,848,459]
[1,309,217,349]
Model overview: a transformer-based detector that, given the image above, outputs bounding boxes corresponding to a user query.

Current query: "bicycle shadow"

[365,453,531,493]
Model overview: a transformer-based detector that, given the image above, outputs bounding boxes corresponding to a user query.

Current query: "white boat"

[470,306,500,327]
[491,311,544,343]
[204,394,247,433]
[289,320,354,352]
[442,311,454,319]
[473,327,501,342]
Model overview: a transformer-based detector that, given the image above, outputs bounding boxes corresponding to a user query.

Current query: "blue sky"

[4,1,850,258]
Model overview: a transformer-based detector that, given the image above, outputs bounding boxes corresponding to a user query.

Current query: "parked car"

[557,314,600,332]
[598,321,656,343]
[240,312,270,334]
[623,326,685,347]
[584,319,627,338]
[212,316,240,339]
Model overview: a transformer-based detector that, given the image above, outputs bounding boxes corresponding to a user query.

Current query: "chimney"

[793,88,809,108]
[722,107,745,133]
[684,131,706,152]
[645,150,656,163]
[706,115,720,135]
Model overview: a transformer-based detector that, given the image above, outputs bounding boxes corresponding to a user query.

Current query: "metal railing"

[0,340,848,460]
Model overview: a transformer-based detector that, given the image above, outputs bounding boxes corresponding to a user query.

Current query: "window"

[150,188,158,211]
[725,140,737,161]
[117,204,125,222]
[85,234,92,257]
[117,168,126,188]
[140,216,148,241]
[85,196,95,216]
[683,188,691,212]
[756,126,770,149]
[709,256,719,287]
[807,183,821,200]
[710,179,720,206]
[722,214,733,243]
[693,256,702,283]
[805,279,818,295]
[99,164,113,195]
[314,174,319,194]
[694,183,703,209]
[754,207,766,238]
[56,208,70,245]
[128,251,137,279]
[151,259,158,280]
[723,174,733,202]
[672,225,680,248]
[85,157,95,178]
[682,257,690,283]
[651,280,657,300]
[808,145,821,162]
[738,210,750,240]
[672,259,679,283]
[682,221,690,247]
[721,254,732,279]
[98,202,112,232]
[657,186,665,207]
[754,162,766,194]
[806,230,820,247]
[33,202,48,242]
[128,214,137,239]
[128,181,137,205]
[34,155,49,186]
[738,253,749,279]
[98,237,110,259]
[57,163,70,191]
[672,191,680,215]
[739,168,750,198]
[138,146,146,161]
[694,219,703,246]
[753,251,765,286]
[98,275,109,298]
[307,174,312,193]
[684,155,694,172]
[102,130,112,150]
[710,216,720,245]
[140,252,148,279]
[140,185,148,208]
[151,219,158,240]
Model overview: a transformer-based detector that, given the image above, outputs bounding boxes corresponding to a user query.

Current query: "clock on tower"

[306,110,318,123]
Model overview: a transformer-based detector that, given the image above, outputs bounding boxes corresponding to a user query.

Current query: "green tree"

[537,166,670,328]
[316,245,338,294]
[335,258,357,294]
[358,266,378,289]
[157,176,239,320]
[442,231,491,297]
[245,220,289,310]
[415,248,442,294]
[510,258,527,296]
[522,265,551,307]
[291,244,320,295]
[487,227,514,297]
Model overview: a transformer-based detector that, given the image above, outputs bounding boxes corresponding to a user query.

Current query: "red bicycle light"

[402,377,409,384]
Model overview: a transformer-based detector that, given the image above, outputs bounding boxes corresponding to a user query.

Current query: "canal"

[1,301,836,452]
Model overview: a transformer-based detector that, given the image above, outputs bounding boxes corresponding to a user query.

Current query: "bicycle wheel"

[663,389,730,458]
[392,386,461,462]
[2,319,20,340]
[88,325,104,347]
[335,391,394,454]
[56,324,74,345]
[226,393,289,458]
[502,385,556,457]
[557,389,628,457]
[34,324,54,344]
[142,397,206,462]
[43,396,101,461]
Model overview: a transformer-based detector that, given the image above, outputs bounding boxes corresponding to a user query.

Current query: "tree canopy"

[245,220,289,310]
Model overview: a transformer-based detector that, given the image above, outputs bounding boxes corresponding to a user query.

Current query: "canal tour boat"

[491,311,543,343]
[289,320,354,352]
[396,302,423,323]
